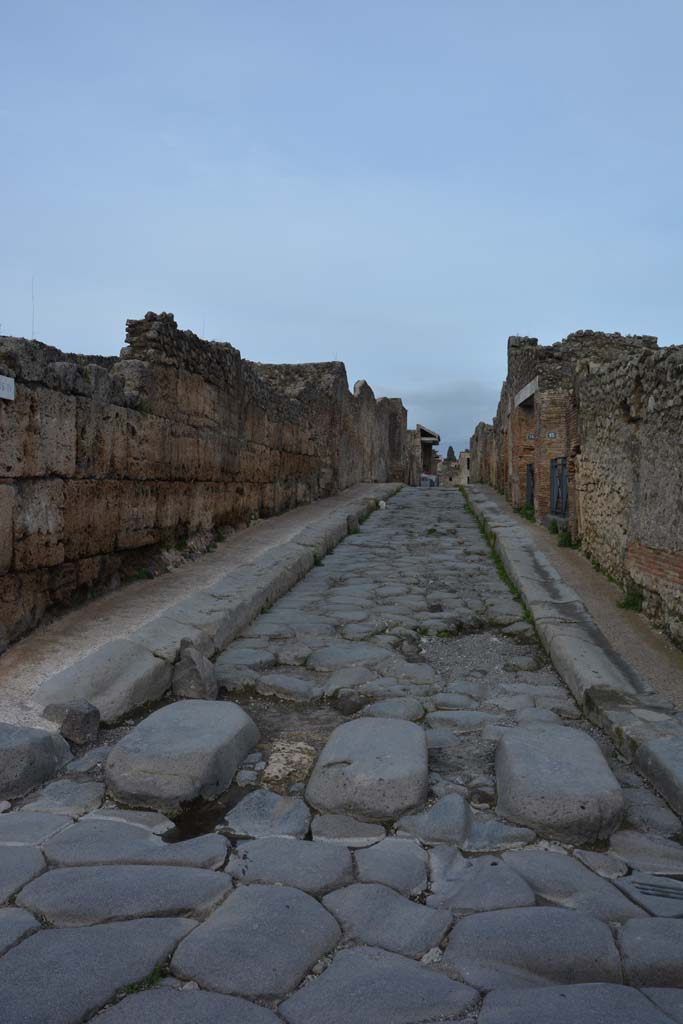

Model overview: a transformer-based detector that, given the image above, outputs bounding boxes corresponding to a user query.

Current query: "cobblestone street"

[2,488,683,1024]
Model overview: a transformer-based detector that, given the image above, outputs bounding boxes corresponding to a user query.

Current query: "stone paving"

[1,488,683,1023]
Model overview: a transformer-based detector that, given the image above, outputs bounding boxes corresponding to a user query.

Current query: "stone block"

[12,478,65,570]
[106,700,259,813]
[43,699,100,745]
[0,723,72,800]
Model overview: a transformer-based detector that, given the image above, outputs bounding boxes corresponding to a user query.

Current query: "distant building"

[437,448,470,488]
[407,424,441,485]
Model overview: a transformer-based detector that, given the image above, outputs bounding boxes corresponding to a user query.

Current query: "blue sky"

[2,1,681,451]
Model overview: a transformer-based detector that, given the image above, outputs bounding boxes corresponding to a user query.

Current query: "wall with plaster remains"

[0,312,408,646]
[470,330,683,646]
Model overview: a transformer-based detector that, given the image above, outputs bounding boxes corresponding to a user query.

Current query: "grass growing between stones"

[124,964,166,994]
[617,587,644,612]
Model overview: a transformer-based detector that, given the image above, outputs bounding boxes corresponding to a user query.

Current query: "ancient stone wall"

[470,329,683,644]
[0,312,408,646]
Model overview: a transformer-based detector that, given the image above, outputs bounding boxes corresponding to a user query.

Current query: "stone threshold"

[0,482,402,797]
[467,486,683,817]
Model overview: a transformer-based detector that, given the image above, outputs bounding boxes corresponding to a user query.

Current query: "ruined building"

[0,312,414,645]
[470,331,683,645]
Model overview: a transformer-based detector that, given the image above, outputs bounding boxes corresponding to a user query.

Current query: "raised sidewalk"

[468,485,683,816]
[0,482,401,737]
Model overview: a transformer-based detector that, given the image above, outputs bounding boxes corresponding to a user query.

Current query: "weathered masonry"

[470,330,683,646]
[0,312,411,646]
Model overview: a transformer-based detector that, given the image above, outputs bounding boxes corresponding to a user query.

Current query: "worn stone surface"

[478,984,674,1024]
[354,837,428,895]
[323,882,451,957]
[359,697,424,721]
[615,871,683,917]
[0,917,194,1024]
[311,813,386,847]
[93,989,282,1024]
[106,701,259,812]
[171,884,340,998]
[306,717,428,821]
[643,989,683,1024]
[0,810,72,845]
[495,725,624,843]
[226,836,353,894]
[444,906,622,989]
[43,818,228,868]
[16,864,232,925]
[609,829,683,876]
[428,848,536,913]
[279,945,478,1024]
[0,907,39,955]
[0,723,72,800]
[396,794,472,845]
[222,789,311,839]
[0,845,46,902]
[619,918,683,986]
[21,779,104,817]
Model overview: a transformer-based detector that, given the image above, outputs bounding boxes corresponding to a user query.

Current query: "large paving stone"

[619,918,683,986]
[615,871,683,916]
[311,813,386,847]
[0,845,46,902]
[0,723,72,800]
[323,882,450,957]
[35,638,173,724]
[644,989,683,1024]
[16,864,232,925]
[0,907,38,955]
[222,788,310,839]
[171,883,340,998]
[93,989,282,1024]
[21,779,104,817]
[279,945,478,1024]
[444,906,622,989]
[106,701,259,813]
[306,718,428,821]
[502,849,646,923]
[359,697,424,721]
[43,818,228,868]
[478,983,674,1024]
[227,836,353,895]
[427,848,536,913]
[396,793,471,844]
[307,641,392,672]
[0,917,194,1024]
[495,725,624,843]
[354,837,428,895]
[0,810,72,845]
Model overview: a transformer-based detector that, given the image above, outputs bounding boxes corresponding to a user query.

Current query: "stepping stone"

[307,641,392,672]
[312,814,385,848]
[171,884,340,999]
[0,907,38,955]
[427,849,535,913]
[21,779,104,817]
[278,945,478,1024]
[93,988,281,1023]
[306,719,428,821]
[16,864,232,925]
[0,723,72,800]
[609,830,683,876]
[619,918,683,986]
[0,846,46,902]
[444,906,621,989]
[615,872,683,917]
[106,701,259,813]
[495,726,624,843]
[643,989,683,1024]
[226,837,353,895]
[396,794,472,845]
[359,697,424,721]
[354,837,428,895]
[502,849,646,923]
[43,819,228,868]
[0,811,72,845]
[0,917,193,1024]
[323,882,450,957]
[35,638,173,724]
[478,983,674,1024]
[222,789,311,839]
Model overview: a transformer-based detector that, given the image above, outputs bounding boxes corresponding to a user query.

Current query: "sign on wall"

[0,375,15,401]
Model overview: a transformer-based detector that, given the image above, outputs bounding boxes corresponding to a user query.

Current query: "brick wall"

[0,312,409,646]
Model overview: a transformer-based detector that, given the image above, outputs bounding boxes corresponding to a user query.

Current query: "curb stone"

[467,486,683,817]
